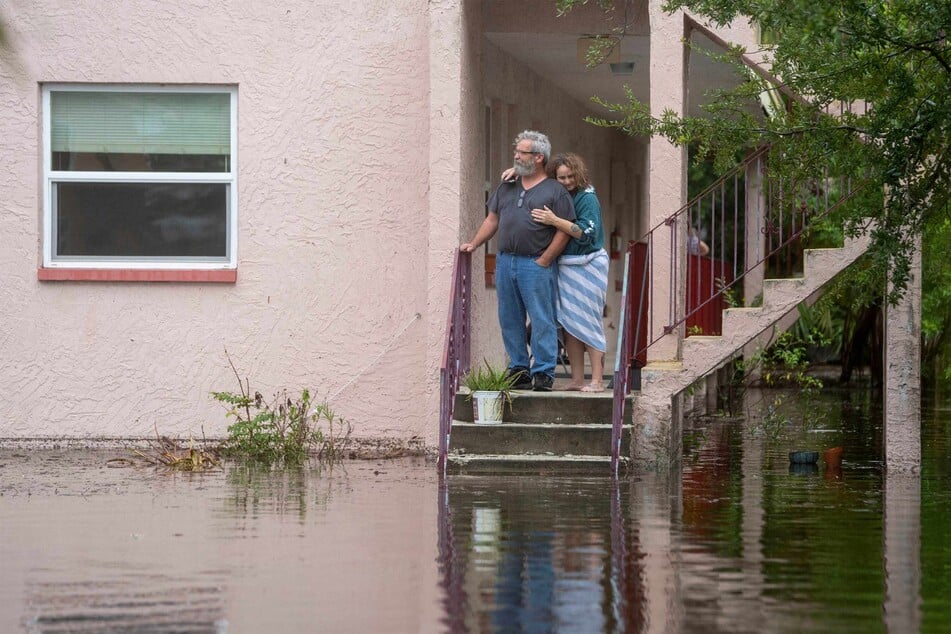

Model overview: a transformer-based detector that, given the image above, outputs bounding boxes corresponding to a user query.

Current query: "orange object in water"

[823,446,843,470]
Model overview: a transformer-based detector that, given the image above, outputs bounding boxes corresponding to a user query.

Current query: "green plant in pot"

[463,359,516,425]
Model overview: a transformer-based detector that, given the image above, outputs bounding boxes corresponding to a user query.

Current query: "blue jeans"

[495,253,559,378]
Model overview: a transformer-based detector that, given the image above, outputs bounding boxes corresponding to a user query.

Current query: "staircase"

[441,241,872,473]
[642,233,872,398]
[441,231,871,474]
[625,232,872,468]
[446,390,632,474]
[438,145,874,473]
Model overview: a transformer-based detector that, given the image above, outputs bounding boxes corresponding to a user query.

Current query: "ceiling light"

[610,61,635,75]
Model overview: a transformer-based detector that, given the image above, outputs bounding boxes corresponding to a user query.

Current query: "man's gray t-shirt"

[488,177,576,257]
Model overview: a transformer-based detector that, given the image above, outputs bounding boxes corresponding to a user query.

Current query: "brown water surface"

[3,387,951,632]
[0,454,442,632]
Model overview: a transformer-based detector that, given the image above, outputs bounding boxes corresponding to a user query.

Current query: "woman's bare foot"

[581,383,605,393]
[563,382,585,391]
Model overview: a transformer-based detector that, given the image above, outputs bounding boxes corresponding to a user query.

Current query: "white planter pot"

[472,390,504,425]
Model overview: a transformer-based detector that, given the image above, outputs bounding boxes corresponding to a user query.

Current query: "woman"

[687,225,710,256]
[506,153,609,391]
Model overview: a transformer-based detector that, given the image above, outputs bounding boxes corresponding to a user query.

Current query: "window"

[41,85,237,278]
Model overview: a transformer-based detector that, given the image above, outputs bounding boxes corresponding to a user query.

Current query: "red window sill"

[37,268,237,283]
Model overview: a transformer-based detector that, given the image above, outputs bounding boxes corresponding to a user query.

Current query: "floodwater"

[3,387,951,633]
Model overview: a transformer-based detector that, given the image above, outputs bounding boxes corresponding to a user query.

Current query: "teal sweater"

[562,186,605,256]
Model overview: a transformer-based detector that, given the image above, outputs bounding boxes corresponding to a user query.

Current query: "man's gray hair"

[515,130,551,164]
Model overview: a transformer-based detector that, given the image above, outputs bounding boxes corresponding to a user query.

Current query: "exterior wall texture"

[0,1,438,442]
[0,0,762,448]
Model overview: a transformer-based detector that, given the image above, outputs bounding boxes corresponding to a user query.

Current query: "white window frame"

[41,84,238,270]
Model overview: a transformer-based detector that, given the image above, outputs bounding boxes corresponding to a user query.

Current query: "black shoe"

[532,373,553,392]
[506,366,532,390]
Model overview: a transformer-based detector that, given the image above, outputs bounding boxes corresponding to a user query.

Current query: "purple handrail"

[438,249,472,472]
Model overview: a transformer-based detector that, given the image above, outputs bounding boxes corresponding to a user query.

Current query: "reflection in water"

[437,389,951,633]
[222,462,315,521]
[438,477,648,632]
[788,461,819,475]
[5,390,951,631]
[24,575,228,634]
[1,456,441,633]
[884,475,922,633]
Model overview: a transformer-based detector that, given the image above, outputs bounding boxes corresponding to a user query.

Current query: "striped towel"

[557,248,609,352]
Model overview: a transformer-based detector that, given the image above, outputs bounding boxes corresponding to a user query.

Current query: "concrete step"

[453,390,621,425]
[762,277,807,308]
[446,453,629,475]
[666,234,873,394]
[450,421,630,456]
[448,391,633,474]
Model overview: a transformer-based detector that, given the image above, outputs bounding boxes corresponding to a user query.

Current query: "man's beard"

[513,158,534,177]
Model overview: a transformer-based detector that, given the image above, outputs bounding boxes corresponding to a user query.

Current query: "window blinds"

[50,91,230,156]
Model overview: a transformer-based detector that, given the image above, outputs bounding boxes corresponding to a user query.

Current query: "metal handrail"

[628,144,862,362]
[610,248,634,474]
[611,142,865,464]
[438,249,472,472]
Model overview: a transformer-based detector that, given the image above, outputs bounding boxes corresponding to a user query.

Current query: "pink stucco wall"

[0,0,759,447]
[0,0,440,442]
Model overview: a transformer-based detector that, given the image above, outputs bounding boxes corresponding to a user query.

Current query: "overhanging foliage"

[563,0,951,300]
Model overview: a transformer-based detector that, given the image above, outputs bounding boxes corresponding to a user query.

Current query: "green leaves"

[462,358,518,412]
[214,388,332,464]
[212,350,350,465]
[570,0,951,300]
[463,358,517,393]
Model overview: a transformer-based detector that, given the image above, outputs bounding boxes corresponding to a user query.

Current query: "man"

[461,130,575,391]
